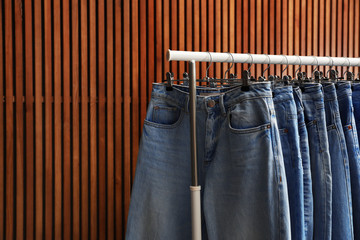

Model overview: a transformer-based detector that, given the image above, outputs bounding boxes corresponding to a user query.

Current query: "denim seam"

[226,95,273,109]
[335,126,354,239]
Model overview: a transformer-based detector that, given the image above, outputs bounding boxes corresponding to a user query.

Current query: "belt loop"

[220,95,226,116]
[184,95,189,113]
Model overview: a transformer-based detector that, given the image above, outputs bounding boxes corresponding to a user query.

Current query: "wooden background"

[0,0,359,239]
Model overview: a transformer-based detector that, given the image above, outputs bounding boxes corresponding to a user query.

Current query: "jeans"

[293,87,314,240]
[323,83,353,240]
[340,82,360,240]
[126,83,291,239]
[274,86,304,240]
[302,83,332,240]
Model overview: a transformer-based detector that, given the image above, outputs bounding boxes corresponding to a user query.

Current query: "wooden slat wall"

[1,0,360,239]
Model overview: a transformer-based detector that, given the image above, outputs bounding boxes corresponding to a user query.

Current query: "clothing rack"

[166,49,360,240]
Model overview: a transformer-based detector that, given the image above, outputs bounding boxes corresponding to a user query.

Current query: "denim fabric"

[293,87,314,240]
[338,82,360,240]
[274,86,304,240]
[302,83,332,240]
[126,83,291,240]
[323,83,353,240]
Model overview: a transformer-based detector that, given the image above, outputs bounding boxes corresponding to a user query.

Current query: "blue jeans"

[293,87,314,240]
[341,82,360,240]
[323,83,353,240]
[274,86,304,240]
[302,83,332,240]
[126,83,291,239]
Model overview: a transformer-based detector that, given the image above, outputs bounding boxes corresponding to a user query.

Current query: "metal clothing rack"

[166,49,360,240]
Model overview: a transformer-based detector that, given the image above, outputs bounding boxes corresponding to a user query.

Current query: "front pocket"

[228,98,271,133]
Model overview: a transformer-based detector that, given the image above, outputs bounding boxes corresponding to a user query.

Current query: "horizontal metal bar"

[167,50,360,67]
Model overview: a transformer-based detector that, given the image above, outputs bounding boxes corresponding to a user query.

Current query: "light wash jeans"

[274,86,304,240]
[302,83,332,240]
[323,83,353,240]
[126,83,291,239]
[293,87,314,240]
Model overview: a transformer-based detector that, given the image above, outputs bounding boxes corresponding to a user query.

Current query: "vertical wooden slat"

[34,0,43,238]
[294,0,300,71]
[156,0,163,82]
[337,0,343,73]
[89,0,97,238]
[163,0,170,75]
[235,0,242,74]
[141,0,148,121]
[325,0,331,73]
[4,0,14,239]
[80,0,89,238]
[24,0,34,239]
[319,0,325,73]
[170,0,178,78]
[106,0,114,239]
[148,0,155,98]
[207,0,214,77]
[14,1,25,238]
[123,0,131,229]
[0,1,4,237]
[131,0,139,183]
[256,0,262,76]
[307,0,313,73]
[354,0,359,76]
[276,0,281,74]
[63,0,71,238]
[98,0,106,239]
[178,0,185,78]
[288,0,294,74]
[269,0,275,75]
[301,0,306,62]
[193,0,200,78]
[44,0,53,238]
[54,0,62,238]
[229,0,235,57]
[263,0,269,76]
[215,0,221,78]
[114,0,123,238]
[72,0,80,238]
[249,0,255,72]
[222,0,228,76]
[200,0,206,78]
[282,0,288,75]
[313,0,319,70]
[343,0,349,74]
[348,0,354,58]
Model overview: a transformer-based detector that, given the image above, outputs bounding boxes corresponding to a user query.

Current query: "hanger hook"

[326,56,334,78]
[247,53,254,71]
[311,56,319,78]
[294,55,302,75]
[205,52,213,79]
[281,55,289,77]
[262,54,271,77]
[343,57,351,78]
[224,52,235,79]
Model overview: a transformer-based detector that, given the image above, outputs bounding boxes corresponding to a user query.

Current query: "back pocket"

[144,98,183,128]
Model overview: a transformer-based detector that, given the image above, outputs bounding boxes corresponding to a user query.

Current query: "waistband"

[273,86,294,103]
[322,83,337,101]
[301,83,324,101]
[352,83,360,92]
[151,82,273,111]
[336,81,352,100]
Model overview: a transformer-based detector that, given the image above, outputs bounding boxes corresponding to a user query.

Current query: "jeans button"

[207,99,215,107]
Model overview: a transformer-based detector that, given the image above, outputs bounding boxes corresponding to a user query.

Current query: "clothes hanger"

[258,54,271,82]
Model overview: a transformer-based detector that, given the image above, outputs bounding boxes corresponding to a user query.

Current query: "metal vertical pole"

[189,60,202,240]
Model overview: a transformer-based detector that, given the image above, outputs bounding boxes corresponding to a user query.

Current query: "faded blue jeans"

[323,83,353,240]
[126,83,291,239]
[302,83,332,240]
[293,87,314,240]
[274,86,304,240]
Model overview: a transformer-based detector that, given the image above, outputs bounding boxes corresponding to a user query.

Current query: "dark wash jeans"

[350,83,360,239]
[323,83,353,240]
[293,87,314,240]
[274,86,304,240]
[302,83,332,240]
[126,83,291,240]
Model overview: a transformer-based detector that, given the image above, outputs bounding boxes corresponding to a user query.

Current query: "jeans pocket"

[228,98,271,133]
[144,98,184,129]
